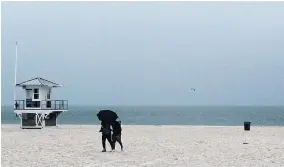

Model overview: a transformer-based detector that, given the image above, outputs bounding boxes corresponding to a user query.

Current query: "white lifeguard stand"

[14,77,68,129]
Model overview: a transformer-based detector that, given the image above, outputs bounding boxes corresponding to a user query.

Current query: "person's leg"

[116,133,123,150]
[112,133,117,150]
[106,134,114,150]
[102,135,107,152]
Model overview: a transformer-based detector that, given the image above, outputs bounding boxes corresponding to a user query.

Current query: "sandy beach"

[1,125,284,167]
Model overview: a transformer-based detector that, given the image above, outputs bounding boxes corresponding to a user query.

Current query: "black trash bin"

[244,122,251,131]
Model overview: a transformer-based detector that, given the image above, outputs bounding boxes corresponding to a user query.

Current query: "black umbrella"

[97,110,118,123]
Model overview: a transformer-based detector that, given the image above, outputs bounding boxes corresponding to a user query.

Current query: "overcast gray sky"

[2,2,284,106]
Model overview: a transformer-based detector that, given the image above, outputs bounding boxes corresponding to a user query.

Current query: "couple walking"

[100,120,123,152]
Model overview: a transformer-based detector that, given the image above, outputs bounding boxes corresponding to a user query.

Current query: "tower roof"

[16,77,63,87]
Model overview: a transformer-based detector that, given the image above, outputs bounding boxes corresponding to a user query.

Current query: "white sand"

[2,125,284,167]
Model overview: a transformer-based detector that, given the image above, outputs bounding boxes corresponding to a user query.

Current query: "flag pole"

[14,42,18,108]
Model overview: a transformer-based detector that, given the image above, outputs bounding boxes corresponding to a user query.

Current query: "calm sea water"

[1,106,284,126]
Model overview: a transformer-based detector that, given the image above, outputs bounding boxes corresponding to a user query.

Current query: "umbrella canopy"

[97,110,118,123]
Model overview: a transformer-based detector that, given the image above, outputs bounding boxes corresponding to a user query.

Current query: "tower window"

[33,88,39,99]
[47,89,51,99]
[34,94,39,99]
[33,89,39,93]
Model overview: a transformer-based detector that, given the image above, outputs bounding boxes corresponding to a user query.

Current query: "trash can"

[244,122,251,131]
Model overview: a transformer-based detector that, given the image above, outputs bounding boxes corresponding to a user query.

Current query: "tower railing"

[14,100,68,110]
[14,100,25,110]
[41,100,68,110]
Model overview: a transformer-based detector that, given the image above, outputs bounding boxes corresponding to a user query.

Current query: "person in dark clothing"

[111,120,123,151]
[99,121,114,152]
[15,102,19,109]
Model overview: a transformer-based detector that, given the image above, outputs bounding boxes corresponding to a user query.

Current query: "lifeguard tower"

[14,77,68,129]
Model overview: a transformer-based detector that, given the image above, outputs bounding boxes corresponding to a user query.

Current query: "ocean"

[1,106,284,126]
